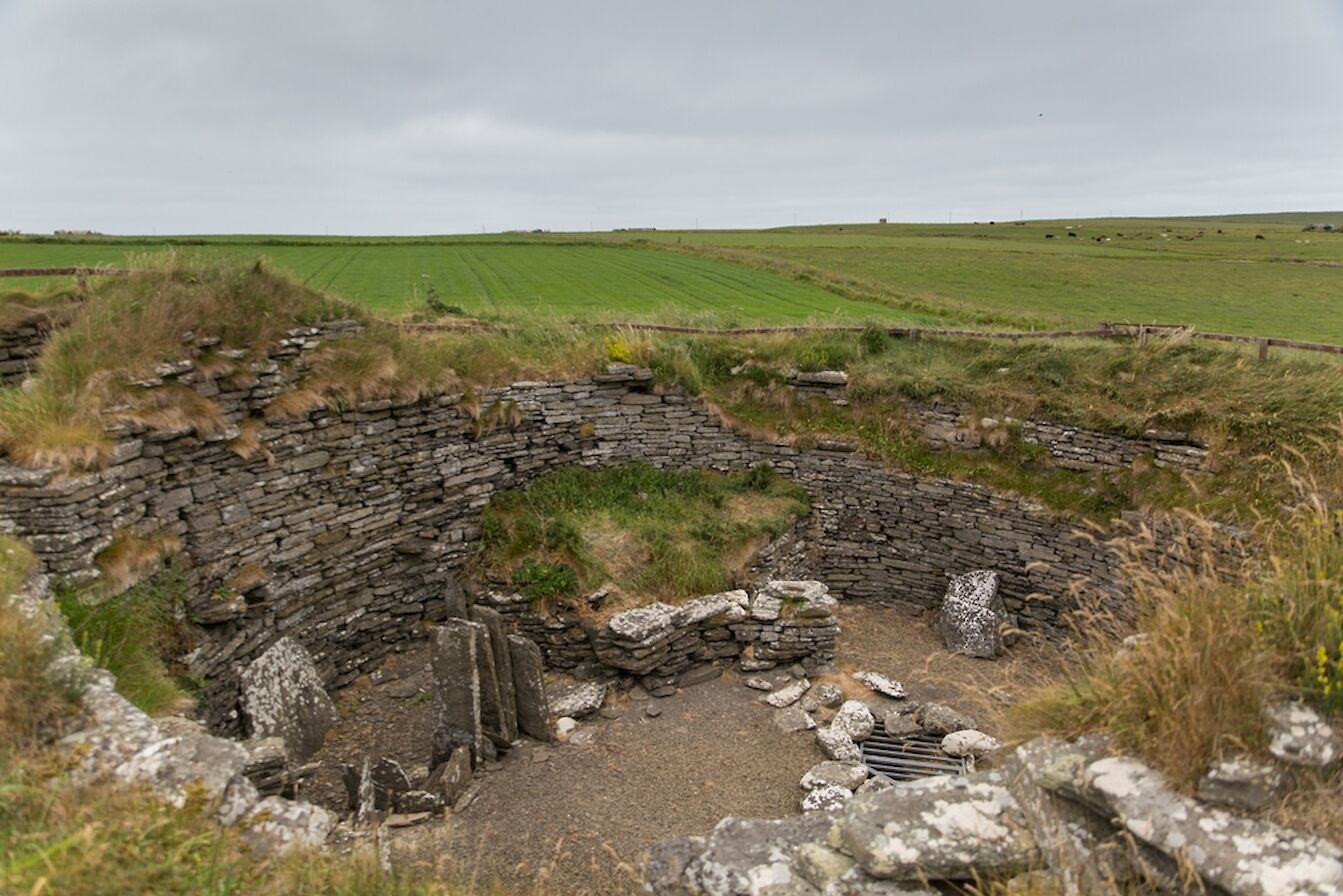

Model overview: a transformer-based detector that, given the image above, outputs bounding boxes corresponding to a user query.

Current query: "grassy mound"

[472,461,809,610]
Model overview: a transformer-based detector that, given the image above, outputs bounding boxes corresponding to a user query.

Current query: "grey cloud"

[1,0,1341,233]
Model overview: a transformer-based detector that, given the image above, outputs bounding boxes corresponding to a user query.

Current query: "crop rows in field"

[0,242,936,326]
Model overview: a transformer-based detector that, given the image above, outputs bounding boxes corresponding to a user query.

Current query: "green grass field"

[2,211,1341,337]
[0,242,943,326]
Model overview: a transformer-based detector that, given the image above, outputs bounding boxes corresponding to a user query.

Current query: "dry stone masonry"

[0,321,1219,731]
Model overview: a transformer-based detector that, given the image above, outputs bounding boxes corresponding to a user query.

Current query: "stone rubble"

[1263,700,1340,768]
[765,678,811,709]
[830,701,876,742]
[941,729,1002,759]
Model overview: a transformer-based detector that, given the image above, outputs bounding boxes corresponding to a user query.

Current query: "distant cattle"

[1045,234,1055,239]
[1255,234,1266,240]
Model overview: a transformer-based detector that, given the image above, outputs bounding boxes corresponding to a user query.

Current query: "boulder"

[938,570,1007,659]
[239,637,337,762]
[507,634,553,742]
[549,681,607,719]
[608,603,677,643]
[832,701,876,742]
[801,760,869,792]
[644,812,840,896]
[242,796,333,856]
[839,772,1037,880]
[817,727,863,762]
[941,730,1002,759]
[852,671,905,700]
[814,683,844,708]
[914,703,975,736]
[882,710,922,739]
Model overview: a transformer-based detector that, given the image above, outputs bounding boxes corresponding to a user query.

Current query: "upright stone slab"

[938,569,1007,658]
[470,605,518,743]
[472,621,507,748]
[507,633,554,742]
[444,576,468,620]
[239,636,337,762]
[430,619,485,767]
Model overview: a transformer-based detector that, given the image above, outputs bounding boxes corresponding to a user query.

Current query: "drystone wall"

[0,323,1199,729]
[0,311,62,386]
[481,580,838,690]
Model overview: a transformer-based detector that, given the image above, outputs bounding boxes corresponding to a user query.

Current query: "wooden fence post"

[1257,338,1269,362]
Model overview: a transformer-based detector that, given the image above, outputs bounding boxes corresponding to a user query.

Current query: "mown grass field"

[2,211,1341,337]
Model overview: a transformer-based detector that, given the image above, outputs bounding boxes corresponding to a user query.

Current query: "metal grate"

[860,726,969,783]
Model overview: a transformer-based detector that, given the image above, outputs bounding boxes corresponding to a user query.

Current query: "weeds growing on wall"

[473,461,809,609]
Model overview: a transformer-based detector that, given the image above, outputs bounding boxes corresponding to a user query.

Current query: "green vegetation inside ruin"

[1010,444,1343,837]
[472,461,809,609]
[56,562,197,716]
[0,285,84,331]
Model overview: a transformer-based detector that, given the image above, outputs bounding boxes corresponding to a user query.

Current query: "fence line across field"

[3,266,1338,360]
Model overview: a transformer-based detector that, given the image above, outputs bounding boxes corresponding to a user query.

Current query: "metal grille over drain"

[860,727,970,783]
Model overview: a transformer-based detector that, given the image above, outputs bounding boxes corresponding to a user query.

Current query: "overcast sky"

[2,1,1341,234]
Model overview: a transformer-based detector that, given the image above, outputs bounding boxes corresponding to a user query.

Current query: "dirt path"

[308,604,1055,895]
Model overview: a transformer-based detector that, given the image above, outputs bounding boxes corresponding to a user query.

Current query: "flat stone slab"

[239,637,337,762]
[549,681,607,719]
[764,678,810,708]
[852,670,906,699]
[1079,754,1343,895]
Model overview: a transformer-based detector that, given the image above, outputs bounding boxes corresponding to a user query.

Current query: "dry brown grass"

[1009,432,1343,792]
[94,530,183,597]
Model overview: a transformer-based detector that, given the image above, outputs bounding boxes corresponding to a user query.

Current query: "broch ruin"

[2,318,1339,893]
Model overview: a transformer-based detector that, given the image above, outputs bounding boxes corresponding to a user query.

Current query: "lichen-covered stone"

[1263,700,1340,768]
[239,637,337,762]
[766,678,811,709]
[1196,754,1289,812]
[242,796,333,856]
[852,671,905,700]
[941,730,1001,759]
[549,681,607,719]
[938,570,1006,658]
[831,702,876,742]
[1079,754,1343,895]
[803,784,853,813]
[838,772,1037,880]
[914,703,975,736]
[817,727,862,763]
[801,760,869,792]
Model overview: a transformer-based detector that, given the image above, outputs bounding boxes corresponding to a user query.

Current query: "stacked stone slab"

[481,581,838,688]
[791,370,849,404]
[430,619,484,767]
[0,320,1243,729]
[911,402,1209,472]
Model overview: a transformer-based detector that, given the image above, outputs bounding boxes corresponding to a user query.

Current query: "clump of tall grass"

[0,256,359,473]
[1009,425,1343,790]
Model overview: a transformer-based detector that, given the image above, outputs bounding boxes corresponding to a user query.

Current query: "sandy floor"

[306,603,1056,895]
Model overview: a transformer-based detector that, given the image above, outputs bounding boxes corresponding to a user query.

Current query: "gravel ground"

[306,603,1055,895]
